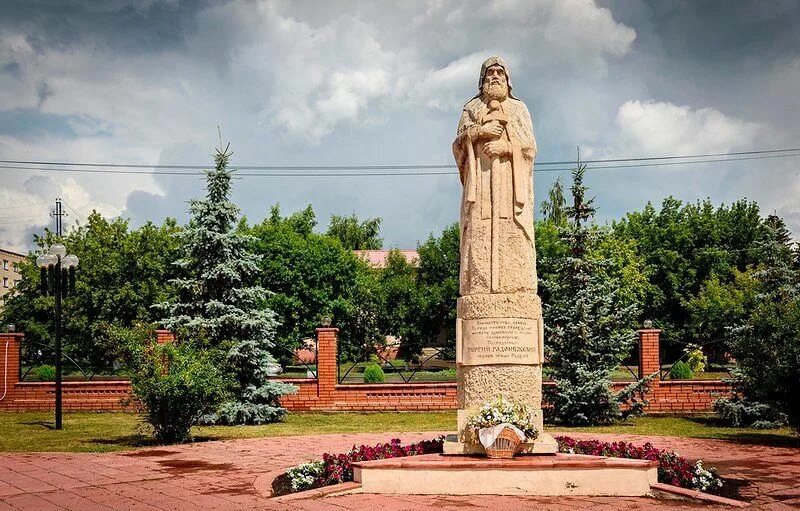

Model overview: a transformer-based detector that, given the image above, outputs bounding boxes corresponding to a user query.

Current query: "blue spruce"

[541,163,648,425]
[159,143,295,424]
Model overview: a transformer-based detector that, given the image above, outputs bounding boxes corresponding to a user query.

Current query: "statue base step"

[442,432,559,455]
[352,452,658,496]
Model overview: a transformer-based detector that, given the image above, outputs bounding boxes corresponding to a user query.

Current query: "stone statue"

[452,56,537,295]
[446,56,556,455]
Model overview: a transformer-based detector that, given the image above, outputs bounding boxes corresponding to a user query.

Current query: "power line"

[0,201,50,210]
[0,147,798,171]
[0,151,796,177]
[0,219,48,226]
[60,200,87,226]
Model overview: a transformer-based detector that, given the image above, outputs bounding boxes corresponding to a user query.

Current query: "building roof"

[0,248,26,259]
[355,249,419,268]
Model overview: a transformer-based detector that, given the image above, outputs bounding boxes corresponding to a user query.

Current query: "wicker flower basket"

[484,427,522,459]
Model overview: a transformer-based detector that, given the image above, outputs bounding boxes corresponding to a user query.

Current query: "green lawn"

[0,411,454,453]
[557,415,798,447]
[0,412,794,453]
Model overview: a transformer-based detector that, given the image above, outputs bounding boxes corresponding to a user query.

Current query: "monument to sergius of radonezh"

[444,55,557,454]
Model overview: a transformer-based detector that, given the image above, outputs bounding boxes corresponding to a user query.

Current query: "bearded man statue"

[452,56,537,295]
[448,56,553,454]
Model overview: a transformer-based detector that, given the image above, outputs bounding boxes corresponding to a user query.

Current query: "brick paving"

[0,431,797,510]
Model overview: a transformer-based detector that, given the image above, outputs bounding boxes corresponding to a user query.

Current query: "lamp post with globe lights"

[36,243,79,430]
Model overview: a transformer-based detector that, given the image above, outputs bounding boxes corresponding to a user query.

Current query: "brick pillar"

[155,330,175,344]
[315,327,339,397]
[0,333,23,404]
[637,328,662,380]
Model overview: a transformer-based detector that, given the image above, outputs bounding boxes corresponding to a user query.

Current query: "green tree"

[588,232,652,315]
[612,197,777,359]
[326,213,383,250]
[246,205,366,363]
[376,249,418,353]
[718,226,800,432]
[408,224,461,359]
[542,164,644,425]
[2,213,180,377]
[157,144,294,425]
[685,269,758,350]
[540,176,568,225]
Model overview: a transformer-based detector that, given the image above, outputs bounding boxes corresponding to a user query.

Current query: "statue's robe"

[453,96,537,295]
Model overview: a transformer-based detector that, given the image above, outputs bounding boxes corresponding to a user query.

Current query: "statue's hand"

[479,121,503,139]
[484,139,511,157]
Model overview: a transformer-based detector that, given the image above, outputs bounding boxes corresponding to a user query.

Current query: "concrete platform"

[352,453,659,496]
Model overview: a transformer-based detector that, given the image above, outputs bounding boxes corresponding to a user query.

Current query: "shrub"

[33,365,56,381]
[684,344,706,373]
[116,327,230,444]
[555,436,723,493]
[363,363,385,383]
[669,360,694,379]
[713,396,787,428]
[439,367,457,378]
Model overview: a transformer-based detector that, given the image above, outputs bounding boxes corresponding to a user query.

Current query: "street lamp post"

[36,243,78,430]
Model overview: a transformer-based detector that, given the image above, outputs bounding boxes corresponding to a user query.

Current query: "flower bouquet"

[466,396,539,459]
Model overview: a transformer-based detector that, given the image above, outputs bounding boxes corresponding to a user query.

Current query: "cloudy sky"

[1,0,799,251]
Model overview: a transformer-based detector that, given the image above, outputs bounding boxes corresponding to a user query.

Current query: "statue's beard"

[482,81,509,101]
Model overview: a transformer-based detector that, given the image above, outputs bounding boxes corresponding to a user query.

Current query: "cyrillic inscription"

[457,317,539,365]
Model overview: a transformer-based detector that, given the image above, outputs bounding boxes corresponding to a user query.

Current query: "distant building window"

[2,277,7,288]
[2,260,7,270]
[13,279,20,288]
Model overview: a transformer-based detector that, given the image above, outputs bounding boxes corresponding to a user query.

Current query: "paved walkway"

[0,431,797,510]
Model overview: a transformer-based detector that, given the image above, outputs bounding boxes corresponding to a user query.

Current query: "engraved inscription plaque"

[456,317,540,366]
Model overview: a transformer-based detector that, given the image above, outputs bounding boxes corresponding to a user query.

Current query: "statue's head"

[478,56,513,101]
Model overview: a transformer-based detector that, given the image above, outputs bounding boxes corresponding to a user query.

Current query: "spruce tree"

[541,163,646,425]
[159,143,295,425]
[715,223,800,431]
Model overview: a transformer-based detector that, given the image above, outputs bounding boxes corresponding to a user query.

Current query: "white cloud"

[2,0,799,250]
[410,0,636,76]
[613,100,764,156]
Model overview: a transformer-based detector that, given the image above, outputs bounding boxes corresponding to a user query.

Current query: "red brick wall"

[277,327,732,414]
[0,332,132,411]
[0,328,732,414]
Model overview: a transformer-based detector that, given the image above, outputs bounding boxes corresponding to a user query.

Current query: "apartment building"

[0,248,25,302]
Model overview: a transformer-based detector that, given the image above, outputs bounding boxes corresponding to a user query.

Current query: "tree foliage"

[2,213,180,377]
[542,164,644,425]
[540,175,567,225]
[613,197,777,359]
[326,213,383,250]
[157,144,294,425]
[717,225,800,432]
[245,205,365,363]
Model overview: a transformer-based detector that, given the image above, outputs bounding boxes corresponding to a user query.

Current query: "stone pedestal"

[445,292,556,454]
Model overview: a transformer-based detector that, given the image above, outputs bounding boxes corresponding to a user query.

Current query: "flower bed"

[274,437,444,495]
[276,435,726,497]
[555,436,724,493]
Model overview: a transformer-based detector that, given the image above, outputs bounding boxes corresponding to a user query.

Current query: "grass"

[0,411,455,453]
[0,412,795,453]
[556,415,799,447]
